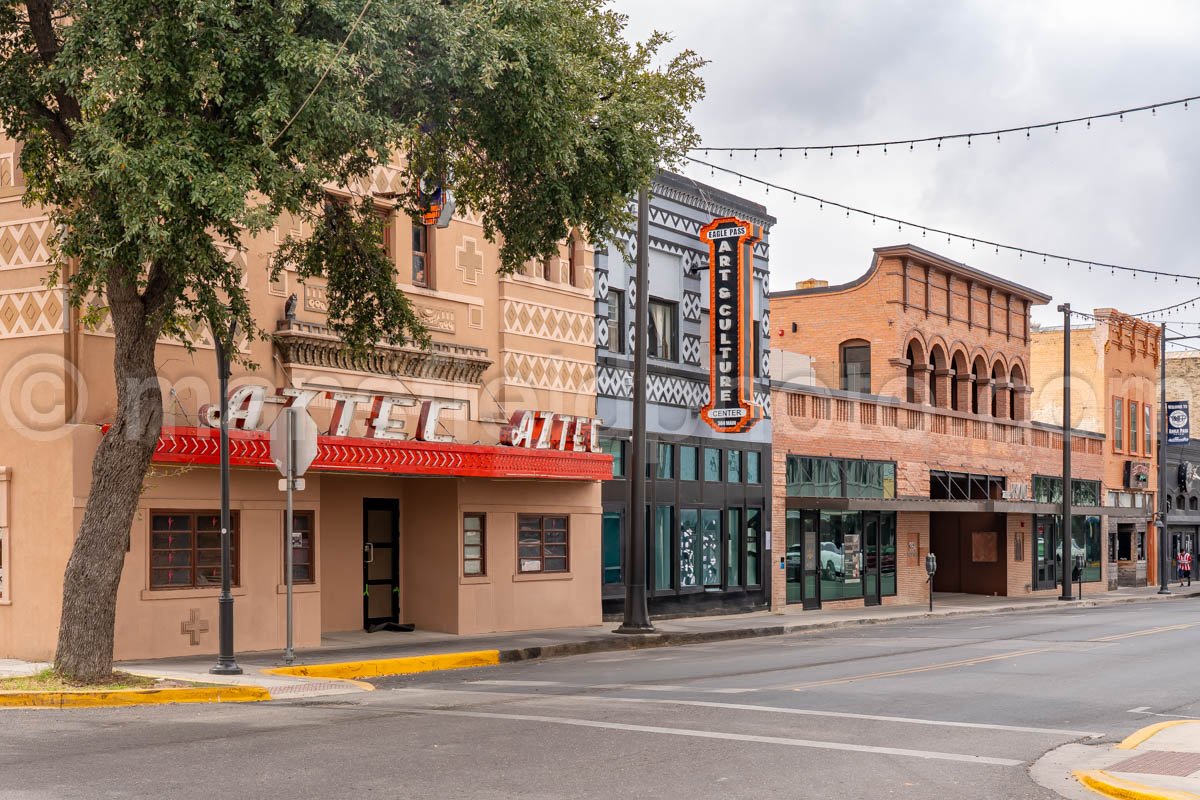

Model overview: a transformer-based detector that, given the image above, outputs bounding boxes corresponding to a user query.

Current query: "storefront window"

[701,509,721,587]
[1033,513,1102,584]
[727,508,742,587]
[819,511,863,601]
[655,442,673,480]
[462,513,485,577]
[680,446,698,481]
[787,456,894,499]
[599,438,625,478]
[150,511,240,589]
[747,452,761,484]
[654,506,673,590]
[1032,476,1100,506]
[517,515,569,573]
[727,451,741,483]
[703,448,721,482]
[601,511,622,585]
[746,508,762,586]
[679,509,699,587]
[880,512,896,596]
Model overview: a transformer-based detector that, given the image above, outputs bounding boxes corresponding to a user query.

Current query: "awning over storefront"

[142,426,612,481]
[784,496,1135,517]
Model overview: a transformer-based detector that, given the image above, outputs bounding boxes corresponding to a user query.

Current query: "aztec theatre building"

[0,157,611,661]
[769,245,1116,610]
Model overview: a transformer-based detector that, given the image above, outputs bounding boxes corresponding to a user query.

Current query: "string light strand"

[696,93,1200,156]
[687,156,1200,284]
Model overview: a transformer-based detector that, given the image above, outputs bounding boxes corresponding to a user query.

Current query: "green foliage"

[0,0,704,350]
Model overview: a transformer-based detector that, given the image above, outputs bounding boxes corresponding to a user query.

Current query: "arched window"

[929,345,948,408]
[906,341,926,404]
[1191,496,1199,511]
[991,363,1007,417]
[1009,363,1026,421]
[1179,495,1188,511]
[971,356,988,414]
[841,340,871,394]
[950,351,968,412]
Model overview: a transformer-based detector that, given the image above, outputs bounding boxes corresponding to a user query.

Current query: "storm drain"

[1109,750,1200,777]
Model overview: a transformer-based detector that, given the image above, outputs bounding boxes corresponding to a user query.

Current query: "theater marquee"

[699,216,763,434]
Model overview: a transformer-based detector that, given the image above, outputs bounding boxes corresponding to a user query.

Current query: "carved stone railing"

[274,319,491,385]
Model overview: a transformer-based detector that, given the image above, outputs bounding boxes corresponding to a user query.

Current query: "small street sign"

[270,408,318,478]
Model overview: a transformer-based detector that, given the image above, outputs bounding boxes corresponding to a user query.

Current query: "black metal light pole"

[211,316,243,675]
[1158,322,1171,594]
[616,186,654,634]
[1058,303,1073,601]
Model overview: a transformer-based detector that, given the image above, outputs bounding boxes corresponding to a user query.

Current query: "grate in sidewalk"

[268,682,360,696]
[1109,750,1200,777]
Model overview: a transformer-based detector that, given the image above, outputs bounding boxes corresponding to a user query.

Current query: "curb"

[1075,770,1200,800]
[265,650,501,680]
[0,685,271,709]
[257,591,1200,683]
[1118,720,1198,750]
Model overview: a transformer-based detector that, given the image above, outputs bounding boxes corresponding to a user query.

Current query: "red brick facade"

[769,245,1108,610]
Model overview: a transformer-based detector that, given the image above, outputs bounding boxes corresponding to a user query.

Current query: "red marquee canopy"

[143,426,612,481]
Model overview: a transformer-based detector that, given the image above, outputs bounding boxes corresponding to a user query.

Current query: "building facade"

[1165,438,1200,583]
[769,245,1111,611]
[0,150,612,662]
[1030,309,1161,588]
[595,172,774,616]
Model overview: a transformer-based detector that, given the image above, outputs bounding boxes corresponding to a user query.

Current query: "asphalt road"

[4,599,1200,799]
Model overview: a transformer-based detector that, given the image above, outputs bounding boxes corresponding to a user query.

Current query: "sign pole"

[1159,323,1171,594]
[285,407,296,665]
[1057,303,1073,601]
[616,186,654,634]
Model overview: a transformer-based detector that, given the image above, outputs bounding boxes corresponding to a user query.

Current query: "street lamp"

[1057,304,1074,601]
[211,313,243,675]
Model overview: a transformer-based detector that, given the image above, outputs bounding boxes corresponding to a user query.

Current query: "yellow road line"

[1117,719,1200,750]
[1091,623,1200,643]
[265,650,501,681]
[791,647,1053,690]
[0,685,270,709]
[1075,769,1200,800]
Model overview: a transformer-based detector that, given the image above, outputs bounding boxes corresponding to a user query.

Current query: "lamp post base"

[1057,595,1075,601]
[613,623,657,635]
[209,663,244,676]
[1158,588,1172,595]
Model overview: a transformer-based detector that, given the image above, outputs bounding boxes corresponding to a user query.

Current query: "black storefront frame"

[601,432,771,616]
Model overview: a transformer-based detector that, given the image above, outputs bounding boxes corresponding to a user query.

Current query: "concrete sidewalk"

[1040,720,1200,799]
[4,582,1196,705]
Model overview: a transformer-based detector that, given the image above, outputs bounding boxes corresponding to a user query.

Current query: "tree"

[0,0,703,681]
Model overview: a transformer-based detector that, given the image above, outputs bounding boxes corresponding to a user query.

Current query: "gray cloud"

[611,0,1200,328]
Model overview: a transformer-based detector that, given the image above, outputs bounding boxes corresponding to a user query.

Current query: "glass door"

[363,498,400,629]
[786,510,822,609]
[863,512,881,606]
[1033,515,1060,591]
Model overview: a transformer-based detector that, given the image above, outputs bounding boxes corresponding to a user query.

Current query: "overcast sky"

[609,0,1200,331]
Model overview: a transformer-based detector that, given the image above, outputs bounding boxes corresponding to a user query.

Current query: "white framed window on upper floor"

[648,298,677,362]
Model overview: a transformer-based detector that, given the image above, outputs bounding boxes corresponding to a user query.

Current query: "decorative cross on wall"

[180,608,210,646]
[456,237,485,285]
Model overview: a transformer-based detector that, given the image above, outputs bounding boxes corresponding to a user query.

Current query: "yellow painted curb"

[1075,770,1200,800]
[264,650,501,680]
[1118,720,1200,750]
[0,685,271,709]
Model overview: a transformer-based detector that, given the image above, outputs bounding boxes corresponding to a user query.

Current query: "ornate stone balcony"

[274,319,491,385]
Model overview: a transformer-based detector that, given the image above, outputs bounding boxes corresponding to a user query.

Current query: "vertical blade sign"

[699,216,763,433]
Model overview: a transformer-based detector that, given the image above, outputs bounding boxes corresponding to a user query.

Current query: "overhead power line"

[695,93,1200,158]
[686,156,1200,285]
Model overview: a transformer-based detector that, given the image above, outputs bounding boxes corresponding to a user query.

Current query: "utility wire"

[696,93,1200,156]
[687,156,1200,284]
[270,0,375,148]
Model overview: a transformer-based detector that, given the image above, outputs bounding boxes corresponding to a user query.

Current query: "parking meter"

[1074,554,1084,598]
[925,553,937,612]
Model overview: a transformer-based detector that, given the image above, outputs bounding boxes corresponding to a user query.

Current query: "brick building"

[769,244,1109,611]
[1030,309,1161,588]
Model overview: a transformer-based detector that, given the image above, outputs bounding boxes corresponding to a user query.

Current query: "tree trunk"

[54,279,164,683]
